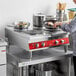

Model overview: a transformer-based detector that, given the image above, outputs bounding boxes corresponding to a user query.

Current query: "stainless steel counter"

[7,46,73,76]
[7,46,73,67]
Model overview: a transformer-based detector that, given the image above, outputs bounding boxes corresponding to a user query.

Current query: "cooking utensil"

[33,13,45,27]
[44,16,57,29]
[14,21,30,30]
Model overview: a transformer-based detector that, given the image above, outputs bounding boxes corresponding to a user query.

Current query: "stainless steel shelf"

[7,46,73,67]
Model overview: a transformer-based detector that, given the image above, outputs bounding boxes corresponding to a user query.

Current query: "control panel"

[29,37,69,50]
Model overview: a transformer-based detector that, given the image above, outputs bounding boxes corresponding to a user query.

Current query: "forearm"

[61,23,71,32]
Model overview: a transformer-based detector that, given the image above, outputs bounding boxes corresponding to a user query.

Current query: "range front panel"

[29,37,69,50]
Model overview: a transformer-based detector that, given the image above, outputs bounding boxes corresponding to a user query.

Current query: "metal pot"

[35,70,53,76]
[44,16,57,30]
[34,63,56,76]
[33,13,45,28]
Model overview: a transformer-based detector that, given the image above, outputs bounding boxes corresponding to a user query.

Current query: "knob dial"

[61,40,64,43]
[35,43,39,48]
[55,40,59,44]
[41,42,45,47]
[32,44,34,47]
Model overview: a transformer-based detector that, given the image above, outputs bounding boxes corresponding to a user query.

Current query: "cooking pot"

[33,13,45,27]
[44,16,57,30]
[34,63,56,76]
[14,21,30,30]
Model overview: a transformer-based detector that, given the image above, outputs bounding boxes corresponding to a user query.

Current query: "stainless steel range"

[5,26,69,52]
[5,22,72,76]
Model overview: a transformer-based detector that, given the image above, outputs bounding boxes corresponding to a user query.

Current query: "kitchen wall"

[0,0,76,38]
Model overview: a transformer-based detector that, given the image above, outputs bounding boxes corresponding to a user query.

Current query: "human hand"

[53,22,62,28]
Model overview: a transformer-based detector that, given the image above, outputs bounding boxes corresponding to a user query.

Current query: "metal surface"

[0,38,17,76]
[0,47,7,64]
[0,38,7,76]
[0,65,6,76]
[0,38,7,47]
[35,70,52,76]
[56,10,67,22]
[33,13,45,28]
[7,46,73,76]
[5,26,69,51]
[5,25,73,76]
[34,63,54,76]
[7,46,73,67]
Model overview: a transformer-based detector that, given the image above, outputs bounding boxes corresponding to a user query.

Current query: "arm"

[61,23,71,32]
[54,17,76,33]
[61,17,76,33]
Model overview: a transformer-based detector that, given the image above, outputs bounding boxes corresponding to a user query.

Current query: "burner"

[23,28,62,35]
[24,30,43,35]
[43,28,61,32]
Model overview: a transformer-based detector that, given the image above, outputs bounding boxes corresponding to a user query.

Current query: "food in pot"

[18,21,27,26]
[14,21,30,30]
[47,22,54,26]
